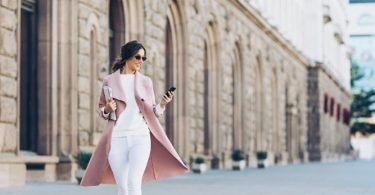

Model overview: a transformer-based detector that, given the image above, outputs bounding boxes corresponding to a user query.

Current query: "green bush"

[256,151,268,160]
[75,151,92,169]
[194,156,205,164]
[231,149,246,161]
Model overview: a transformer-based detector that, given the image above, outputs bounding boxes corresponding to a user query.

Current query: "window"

[330,97,335,116]
[324,93,329,113]
[343,108,350,125]
[336,104,341,121]
[109,0,125,73]
[358,14,374,26]
[20,0,38,152]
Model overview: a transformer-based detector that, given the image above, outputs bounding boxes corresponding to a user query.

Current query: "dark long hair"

[111,40,147,73]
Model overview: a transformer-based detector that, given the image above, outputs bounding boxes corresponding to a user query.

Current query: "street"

[1,160,374,195]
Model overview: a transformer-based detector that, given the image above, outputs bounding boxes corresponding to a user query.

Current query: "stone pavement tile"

[0,160,374,195]
[0,182,116,195]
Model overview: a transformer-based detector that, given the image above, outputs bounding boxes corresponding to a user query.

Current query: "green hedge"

[231,149,246,161]
[194,156,205,164]
[256,151,268,160]
[75,151,92,169]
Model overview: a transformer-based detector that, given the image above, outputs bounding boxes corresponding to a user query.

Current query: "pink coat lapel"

[106,70,127,103]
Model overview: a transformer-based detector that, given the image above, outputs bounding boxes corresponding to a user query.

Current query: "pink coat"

[80,70,189,186]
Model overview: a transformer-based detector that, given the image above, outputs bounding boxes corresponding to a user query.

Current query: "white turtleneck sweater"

[101,74,165,137]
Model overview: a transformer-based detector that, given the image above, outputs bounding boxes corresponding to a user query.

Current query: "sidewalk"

[1,160,374,195]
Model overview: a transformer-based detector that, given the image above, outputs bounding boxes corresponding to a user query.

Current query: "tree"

[351,90,375,118]
[350,60,364,87]
[350,60,375,134]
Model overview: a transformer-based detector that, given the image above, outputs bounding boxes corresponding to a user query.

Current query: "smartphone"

[166,86,176,97]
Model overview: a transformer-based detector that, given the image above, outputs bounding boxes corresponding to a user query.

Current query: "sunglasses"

[134,55,147,61]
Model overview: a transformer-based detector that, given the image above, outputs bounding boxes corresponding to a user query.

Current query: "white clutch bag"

[103,86,116,120]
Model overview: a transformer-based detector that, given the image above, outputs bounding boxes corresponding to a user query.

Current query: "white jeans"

[108,134,151,195]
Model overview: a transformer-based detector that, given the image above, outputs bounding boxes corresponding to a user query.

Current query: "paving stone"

[0,160,374,195]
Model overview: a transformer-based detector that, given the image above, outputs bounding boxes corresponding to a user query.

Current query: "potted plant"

[231,149,246,170]
[211,154,220,169]
[256,151,268,168]
[74,151,92,183]
[192,156,207,174]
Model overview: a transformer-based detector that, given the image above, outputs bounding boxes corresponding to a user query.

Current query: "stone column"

[37,0,54,156]
[55,0,79,181]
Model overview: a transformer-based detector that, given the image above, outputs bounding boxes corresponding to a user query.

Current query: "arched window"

[203,22,219,156]
[271,69,278,153]
[358,14,374,26]
[285,85,291,155]
[255,56,264,151]
[109,0,125,73]
[165,0,186,152]
[232,42,243,150]
[165,13,175,145]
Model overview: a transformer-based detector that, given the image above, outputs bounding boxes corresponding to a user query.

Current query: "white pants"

[108,134,151,195]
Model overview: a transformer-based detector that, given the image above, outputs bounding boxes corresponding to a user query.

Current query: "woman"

[80,40,189,195]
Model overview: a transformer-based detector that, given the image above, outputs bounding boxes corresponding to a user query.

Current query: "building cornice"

[231,0,310,67]
[230,0,350,96]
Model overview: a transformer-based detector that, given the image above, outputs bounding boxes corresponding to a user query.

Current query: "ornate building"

[0,0,351,187]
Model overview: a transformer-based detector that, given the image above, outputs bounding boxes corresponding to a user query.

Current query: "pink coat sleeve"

[148,77,163,118]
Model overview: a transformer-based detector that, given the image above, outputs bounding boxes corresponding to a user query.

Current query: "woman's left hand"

[160,91,175,108]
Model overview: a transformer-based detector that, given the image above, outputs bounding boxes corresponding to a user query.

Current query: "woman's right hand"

[104,99,116,113]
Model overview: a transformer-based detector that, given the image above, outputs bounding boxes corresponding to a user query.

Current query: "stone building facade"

[0,0,351,187]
